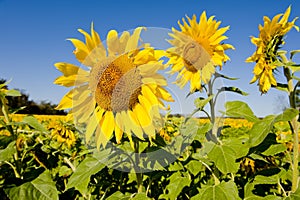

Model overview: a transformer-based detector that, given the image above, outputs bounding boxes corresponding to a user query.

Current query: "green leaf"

[261,144,287,156]
[191,181,241,200]
[273,83,288,92]
[214,72,239,80]
[142,148,178,170]
[249,153,269,163]
[106,192,150,200]
[185,160,203,176]
[218,87,248,96]
[199,141,215,156]
[131,193,151,200]
[106,191,131,200]
[244,180,282,199]
[290,49,300,60]
[224,138,249,159]
[194,122,212,143]
[207,143,240,174]
[0,79,11,89]
[224,101,258,122]
[244,182,256,199]
[67,150,108,194]
[194,95,213,110]
[273,59,286,67]
[253,174,279,185]
[249,108,298,148]
[245,196,281,200]
[58,165,72,177]
[284,185,300,199]
[5,170,58,200]
[159,171,191,200]
[249,115,276,147]
[5,89,21,97]
[0,141,16,163]
[22,116,48,132]
[274,108,299,122]
[168,162,184,171]
[291,65,300,73]
[292,75,300,82]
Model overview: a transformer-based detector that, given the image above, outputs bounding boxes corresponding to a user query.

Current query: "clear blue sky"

[1,0,300,117]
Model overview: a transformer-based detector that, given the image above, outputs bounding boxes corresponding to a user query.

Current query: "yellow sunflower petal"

[55,62,88,76]
[107,30,119,55]
[120,111,134,148]
[125,27,145,52]
[128,110,144,139]
[85,110,101,144]
[279,6,291,24]
[101,111,115,140]
[56,89,73,110]
[133,104,156,137]
[78,28,96,52]
[115,112,124,143]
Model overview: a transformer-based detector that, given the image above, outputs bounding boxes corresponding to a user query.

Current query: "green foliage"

[159,171,191,200]
[5,171,59,200]
[67,151,107,195]
[224,101,258,122]
[0,141,16,163]
[218,86,249,96]
[191,181,241,200]
[1,82,299,199]
[22,116,48,132]
[207,142,240,174]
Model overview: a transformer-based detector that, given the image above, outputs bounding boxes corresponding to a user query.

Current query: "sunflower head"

[246,6,299,93]
[54,25,174,149]
[166,12,234,93]
[48,119,77,148]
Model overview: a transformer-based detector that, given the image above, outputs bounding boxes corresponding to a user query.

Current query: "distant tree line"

[1,79,66,115]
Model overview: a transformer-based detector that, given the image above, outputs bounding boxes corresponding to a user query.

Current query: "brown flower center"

[182,41,211,72]
[95,54,142,112]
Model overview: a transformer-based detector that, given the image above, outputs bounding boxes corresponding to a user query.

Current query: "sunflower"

[48,119,76,148]
[54,24,173,149]
[166,12,234,93]
[246,6,299,93]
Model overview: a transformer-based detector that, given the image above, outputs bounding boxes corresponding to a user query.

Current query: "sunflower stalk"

[283,66,299,192]
[206,78,219,143]
[1,98,14,138]
[208,80,215,125]
[133,139,143,193]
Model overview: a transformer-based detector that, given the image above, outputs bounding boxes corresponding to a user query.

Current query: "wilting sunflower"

[48,119,76,148]
[54,24,173,149]
[166,12,234,92]
[246,6,299,93]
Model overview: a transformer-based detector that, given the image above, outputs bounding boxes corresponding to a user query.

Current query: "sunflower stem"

[284,66,299,192]
[1,101,14,138]
[133,139,143,193]
[208,80,215,125]
[207,79,219,143]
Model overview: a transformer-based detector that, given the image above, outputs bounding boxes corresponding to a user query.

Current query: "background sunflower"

[166,12,234,93]
[246,6,299,93]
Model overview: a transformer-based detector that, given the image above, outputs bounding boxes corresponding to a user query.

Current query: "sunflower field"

[1,6,300,200]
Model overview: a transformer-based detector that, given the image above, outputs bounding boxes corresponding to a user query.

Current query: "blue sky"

[1,0,300,117]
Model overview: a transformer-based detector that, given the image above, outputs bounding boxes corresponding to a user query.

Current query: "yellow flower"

[0,128,11,136]
[54,24,174,149]
[246,6,299,93]
[166,12,234,92]
[48,119,76,148]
